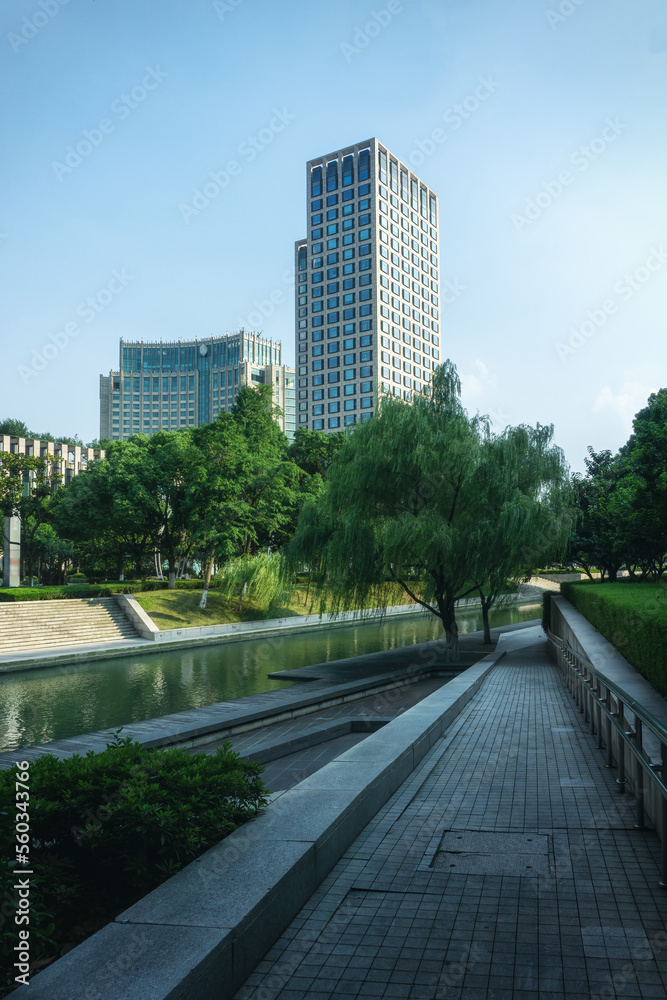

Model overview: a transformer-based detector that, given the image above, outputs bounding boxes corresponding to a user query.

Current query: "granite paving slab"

[234,632,667,1000]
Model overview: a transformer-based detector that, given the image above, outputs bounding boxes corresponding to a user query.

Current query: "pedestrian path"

[235,630,667,1000]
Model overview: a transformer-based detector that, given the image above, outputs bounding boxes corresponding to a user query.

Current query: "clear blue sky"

[1,0,665,470]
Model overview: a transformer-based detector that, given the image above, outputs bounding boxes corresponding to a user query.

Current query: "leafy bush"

[561,580,667,694]
[0,579,218,602]
[0,733,267,991]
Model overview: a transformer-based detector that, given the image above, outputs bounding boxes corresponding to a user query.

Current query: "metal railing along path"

[547,630,667,888]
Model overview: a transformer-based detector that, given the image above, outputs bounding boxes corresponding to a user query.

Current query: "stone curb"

[12,650,503,1000]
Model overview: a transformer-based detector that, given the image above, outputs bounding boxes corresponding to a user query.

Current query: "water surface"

[0,603,541,751]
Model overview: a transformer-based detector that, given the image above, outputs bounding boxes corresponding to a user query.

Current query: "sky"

[1,0,666,471]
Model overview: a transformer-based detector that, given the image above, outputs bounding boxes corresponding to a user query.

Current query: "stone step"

[0,596,140,651]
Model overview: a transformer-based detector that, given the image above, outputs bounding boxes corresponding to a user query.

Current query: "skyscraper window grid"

[100,332,295,442]
[295,138,441,433]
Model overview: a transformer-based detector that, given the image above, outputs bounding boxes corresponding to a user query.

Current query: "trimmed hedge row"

[0,733,267,993]
[0,579,218,602]
[561,580,667,695]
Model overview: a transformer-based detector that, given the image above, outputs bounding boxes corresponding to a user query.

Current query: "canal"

[0,603,541,752]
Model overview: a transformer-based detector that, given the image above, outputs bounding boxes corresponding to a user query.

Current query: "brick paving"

[233,634,667,1000]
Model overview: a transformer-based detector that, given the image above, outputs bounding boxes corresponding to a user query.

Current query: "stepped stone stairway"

[0,597,140,654]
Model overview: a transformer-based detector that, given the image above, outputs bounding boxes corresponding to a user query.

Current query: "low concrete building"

[0,436,104,587]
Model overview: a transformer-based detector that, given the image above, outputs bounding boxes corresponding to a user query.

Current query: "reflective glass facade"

[100,333,295,442]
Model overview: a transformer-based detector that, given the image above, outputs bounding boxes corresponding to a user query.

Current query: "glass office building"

[100,331,295,442]
[295,138,441,433]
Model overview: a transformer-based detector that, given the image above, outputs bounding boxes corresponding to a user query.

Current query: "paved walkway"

[234,632,667,1000]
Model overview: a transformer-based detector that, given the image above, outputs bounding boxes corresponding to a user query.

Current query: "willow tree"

[468,425,572,642]
[290,362,571,660]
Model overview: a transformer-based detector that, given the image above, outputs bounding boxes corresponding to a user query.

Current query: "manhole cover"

[433,831,550,875]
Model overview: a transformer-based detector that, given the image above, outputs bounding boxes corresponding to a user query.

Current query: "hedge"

[0,732,267,993]
[561,580,667,695]
[0,579,219,602]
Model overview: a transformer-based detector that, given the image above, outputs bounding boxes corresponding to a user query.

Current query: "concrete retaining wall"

[13,650,502,1000]
[114,598,432,643]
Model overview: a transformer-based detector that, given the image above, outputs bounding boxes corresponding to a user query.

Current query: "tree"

[288,428,345,477]
[568,390,667,583]
[568,449,629,582]
[290,362,571,660]
[230,386,303,555]
[52,439,158,580]
[141,431,210,589]
[469,425,572,642]
[622,389,667,579]
[191,414,254,608]
[0,418,32,438]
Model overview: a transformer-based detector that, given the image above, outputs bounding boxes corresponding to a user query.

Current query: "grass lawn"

[135,581,417,630]
[561,579,667,694]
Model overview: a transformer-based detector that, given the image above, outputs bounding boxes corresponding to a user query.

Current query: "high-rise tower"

[295,138,441,432]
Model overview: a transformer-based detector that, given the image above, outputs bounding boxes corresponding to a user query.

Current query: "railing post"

[634,719,645,829]
[616,699,626,792]
[660,742,667,889]
[606,691,614,768]
[596,689,603,749]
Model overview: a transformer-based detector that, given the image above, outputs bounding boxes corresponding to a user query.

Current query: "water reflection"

[0,604,540,751]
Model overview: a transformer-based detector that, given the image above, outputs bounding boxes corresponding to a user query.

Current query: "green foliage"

[0,580,215,601]
[0,733,267,986]
[288,427,344,477]
[569,390,667,581]
[215,552,291,615]
[290,361,571,659]
[562,580,667,693]
[0,418,32,438]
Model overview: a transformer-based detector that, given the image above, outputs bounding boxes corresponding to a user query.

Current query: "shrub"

[561,580,667,694]
[0,733,267,990]
[0,579,221,602]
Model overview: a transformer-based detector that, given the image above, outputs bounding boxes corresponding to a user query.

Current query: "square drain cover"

[434,832,550,876]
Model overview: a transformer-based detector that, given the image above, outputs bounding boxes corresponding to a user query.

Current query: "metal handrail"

[547,629,667,887]
[547,630,667,754]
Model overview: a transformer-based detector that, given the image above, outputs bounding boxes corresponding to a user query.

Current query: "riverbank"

[0,606,542,752]
[0,588,544,675]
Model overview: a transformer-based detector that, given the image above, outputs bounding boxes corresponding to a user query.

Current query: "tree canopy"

[569,388,667,581]
[290,361,572,659]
